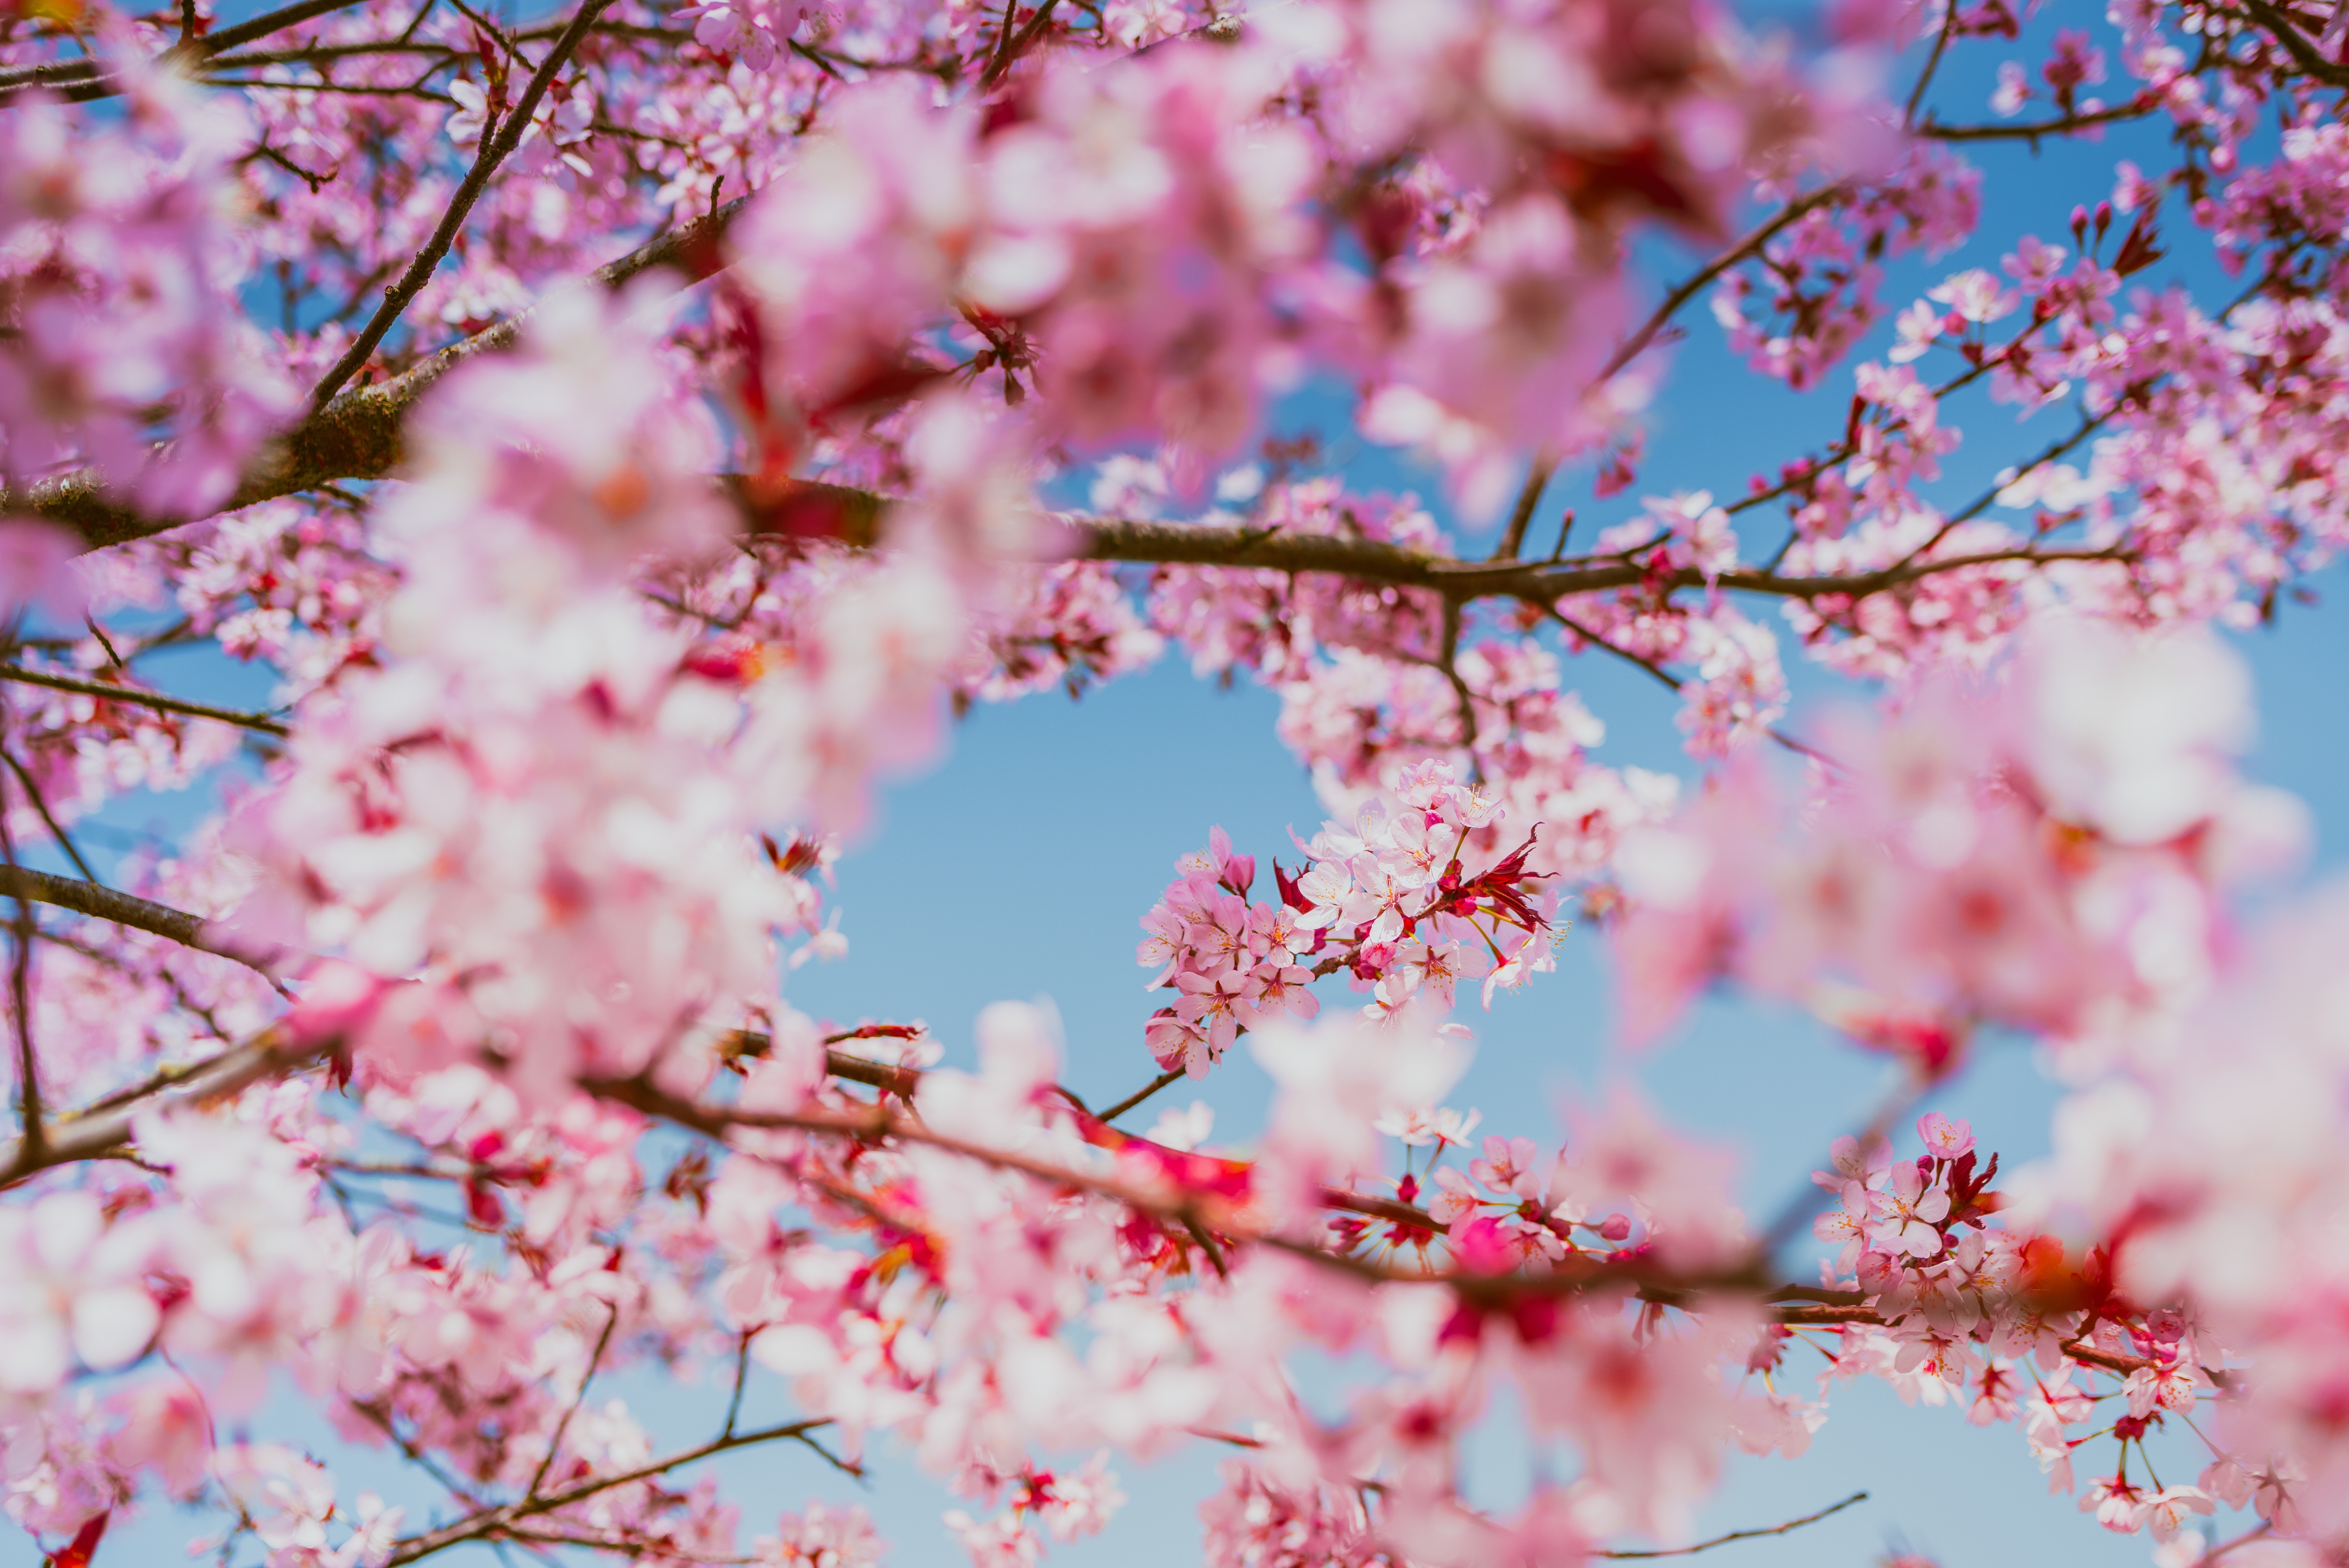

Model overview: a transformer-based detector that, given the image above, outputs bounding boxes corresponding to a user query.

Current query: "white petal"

[73,1286,161,1370]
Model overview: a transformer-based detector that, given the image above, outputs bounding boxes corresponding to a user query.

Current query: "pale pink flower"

[1875,1161,1951,1258]
[1917,1112,1975,1161]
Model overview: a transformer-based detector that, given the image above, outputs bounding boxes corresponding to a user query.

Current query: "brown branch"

[1094,1066,1184,1122]
[198,77,460,102]
[745,1024,1182,1130]
[593,1070,2175,1395]
[2238,0,2349,86]
[0,0,377,100]
[590,1072,1844,1312]
[1540,605,1832,763]
[1322,1188,1437,1231]
[1073,519,2130,604]
[1891,392,2138,571]
[1597,1491,1867,1559]
[1433,595,1481,761]
[1918,97,2160,141]
[979,0,1022,84]
[307,0,623,409]
[8,194,752,550]
[0,1026,341,1189]
[978,0,1063,86]
[1,748,100,885]
[1,790,39,1164]
[383,1419,843,1568]
[528,1301,620,1496]
[0,665,290,736]
[1903,0,1959,125]
[197,17,684,71]
[0,866,300,980]
[718,1026,926,1098]
[1596,183,1850,386]
[1490,454,1556,562]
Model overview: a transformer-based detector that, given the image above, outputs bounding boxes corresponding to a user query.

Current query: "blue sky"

[15,3,2349,1566]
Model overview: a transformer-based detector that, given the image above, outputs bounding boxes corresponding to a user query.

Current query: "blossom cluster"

[0,79,292,515]
[10,4,2349,1568]
[1610,617,2301,1067]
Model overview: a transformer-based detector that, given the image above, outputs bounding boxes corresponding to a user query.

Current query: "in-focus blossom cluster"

[1145,474,1680,881]
[1135,765,1558,1070]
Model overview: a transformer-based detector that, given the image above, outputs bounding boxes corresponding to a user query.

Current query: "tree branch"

[1903,0,1959,125]
[8,194,752,550]
[0,1026,341,1188]
[2238,0,2349,86]
[528,1301,620,1497]
[1597,1491,1867,1559]
[307,0,623,410]
[0,0,377,100]
[383,1419,843,1567]
[1490,454,1556,562]
[1094,1066,1185,1122]
[1595,183,1850,386]
[0,866,301,980]
[1918,97,2160,141]
[1,748,100,885]
[0,665,290,736]
[1,791,40,1164]
[1071,518,2130,605]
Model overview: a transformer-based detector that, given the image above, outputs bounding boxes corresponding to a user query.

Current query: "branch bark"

[383,1419,841,1567]
[2238,0,2349,86]
[0,1026,339,1188]
[0,866,301,980]
[306,0,624,409]
[0,665,290,736]
[5,194,751,549]
[0,0,376,101]
[1597,1491,1868,1559]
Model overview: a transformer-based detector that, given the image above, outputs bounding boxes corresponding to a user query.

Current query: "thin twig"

[2240,0,2349,86]
[1435,595,1480,764]
[979,0,1021,84]
[1597,1491,1867,1559]
[0,707,39,1164]
[1541,607,1832,765]
[720,1331,753,1440]
[1095,1067,1183,1123]
[978,0,1060,86]
[1595,184,1850,386]
[17,192,756,552]
[1903,0,1959,125]
[0,0,376,98]
[0,665,291,736]
[1890,396,2133,571]
[528,1302,622,1497]
[384,1420,845,1566]
[0,750,99,885]
[1918,97,2160,141]
[1755,1083,1920,1258]
[1490,454,1556,562]
[201,76,462,101]
[307,0,621,410]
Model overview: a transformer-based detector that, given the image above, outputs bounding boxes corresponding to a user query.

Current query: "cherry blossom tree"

[3,0,2349,1563]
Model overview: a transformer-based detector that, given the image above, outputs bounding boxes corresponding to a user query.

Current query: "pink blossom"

[1917,1113,1975,1161]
